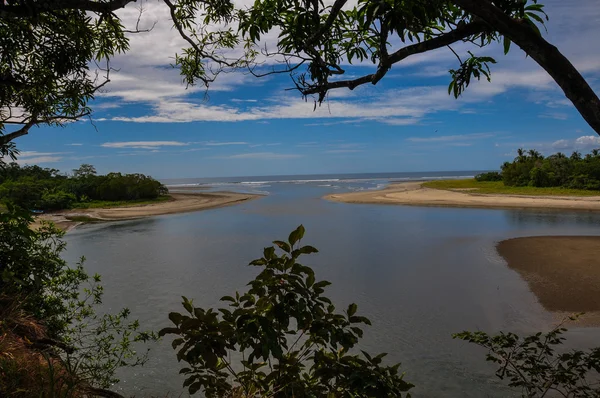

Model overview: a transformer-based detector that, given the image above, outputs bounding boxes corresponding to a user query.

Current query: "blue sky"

[11,0,600,178]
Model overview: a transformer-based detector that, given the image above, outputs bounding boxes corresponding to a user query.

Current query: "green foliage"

[454,317,600,397]
[0,163,168,210]
[475,171,502,182]
[0,1,129,140]
[161,225,413,397]
[423,179,600,196]
[501,148,600,190]
[0,207,158,389]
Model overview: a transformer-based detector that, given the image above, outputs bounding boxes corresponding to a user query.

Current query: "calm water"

[62,172,600,397]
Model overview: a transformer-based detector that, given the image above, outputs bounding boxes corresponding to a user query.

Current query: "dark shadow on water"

[505,209,600,227]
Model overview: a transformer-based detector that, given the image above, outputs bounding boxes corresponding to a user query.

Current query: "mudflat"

[497,236,600,325]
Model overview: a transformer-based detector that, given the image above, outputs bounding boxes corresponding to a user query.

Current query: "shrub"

[40,190,77,210]
[161,226,413,397]
[455,316,600,397]
[475,171,502,182]
[0,207,157,391]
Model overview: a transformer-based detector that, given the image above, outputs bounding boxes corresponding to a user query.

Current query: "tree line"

[476,148,600,190]
[0,163,168,210]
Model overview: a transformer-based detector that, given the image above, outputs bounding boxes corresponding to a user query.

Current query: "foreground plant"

[0,207,157,395]
[454,316,600,397]
[161,225,413,397]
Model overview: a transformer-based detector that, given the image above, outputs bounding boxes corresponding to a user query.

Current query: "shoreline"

[325,181,600,211]
[34,191,260,231]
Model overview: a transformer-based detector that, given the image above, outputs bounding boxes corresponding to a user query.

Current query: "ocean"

[62,171,600,397]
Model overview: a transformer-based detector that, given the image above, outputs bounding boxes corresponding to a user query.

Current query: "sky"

[11,0,600,178]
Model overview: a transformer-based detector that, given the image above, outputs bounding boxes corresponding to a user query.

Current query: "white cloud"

[231,99,258,103]
[204,141,248,146]
[407,133,494,143]
[575,135,600,148]
[66,143,83,146]
[224,152,303,160]
[547,135,600,152]
[15,151,65,164]
[552,139,571,150]
[539,112,569,120]
[324,149,363,154]
[101,141,189,149]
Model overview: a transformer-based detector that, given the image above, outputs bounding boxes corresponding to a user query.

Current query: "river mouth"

[63,178,600,397]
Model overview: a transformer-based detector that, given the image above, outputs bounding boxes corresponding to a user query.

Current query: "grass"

[71,195,171,209]
[423,179,600,197]
[64,215,104,223]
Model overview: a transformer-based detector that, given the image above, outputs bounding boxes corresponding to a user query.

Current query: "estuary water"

[62,172,600,397]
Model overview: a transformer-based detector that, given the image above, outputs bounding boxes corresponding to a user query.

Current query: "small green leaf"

[503,36,511,55]
[288,225,305,246]
[306,273,315,288]
[348,303,358,317]
[273,240,291,253]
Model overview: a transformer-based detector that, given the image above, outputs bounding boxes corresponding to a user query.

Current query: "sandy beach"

[325,182,600,211]
[35,191,259,231]
[497,236,600,326]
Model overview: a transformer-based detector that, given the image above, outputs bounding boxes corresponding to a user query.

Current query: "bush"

[40,190,77,210]
[455,316,600,397]
[0,208,157,391]
[161,226,413,397]
[475,171,502,182]
[0,163,168,210]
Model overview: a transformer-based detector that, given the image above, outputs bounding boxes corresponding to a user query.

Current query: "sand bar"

[35,191,260,231]
[497,236,600,326]
[325,182,600,211]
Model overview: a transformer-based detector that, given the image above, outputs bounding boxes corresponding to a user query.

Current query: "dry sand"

[35,192,259,231]
[497,236,600,326]
[325,182,600,211]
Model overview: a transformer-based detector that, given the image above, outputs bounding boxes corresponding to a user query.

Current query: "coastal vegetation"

[425,148,600,196]
[0,163,168,211]
[423,180,600,196]
[0,207,157,396]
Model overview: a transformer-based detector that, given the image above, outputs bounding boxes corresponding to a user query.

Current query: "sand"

[325,182,600,211]
[34,192,259,231]
[497,236,600,326]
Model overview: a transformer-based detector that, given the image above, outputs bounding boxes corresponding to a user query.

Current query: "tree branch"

[0,0,137,18]
[301,20,488,96]
[452,0,600,136]
[0,120,36,146]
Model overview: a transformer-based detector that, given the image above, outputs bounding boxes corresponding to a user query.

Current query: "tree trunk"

[453,0,600,136]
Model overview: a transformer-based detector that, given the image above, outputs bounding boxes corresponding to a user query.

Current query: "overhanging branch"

[302,20,488,97]
[0,0,137,17]
[452,0,600,136]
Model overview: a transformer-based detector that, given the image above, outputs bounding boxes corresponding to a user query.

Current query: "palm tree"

[592,149,600,157]
[516,148,526,162]
[528,149,543,160]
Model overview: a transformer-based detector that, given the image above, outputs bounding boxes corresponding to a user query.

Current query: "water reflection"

[505,209,600,227]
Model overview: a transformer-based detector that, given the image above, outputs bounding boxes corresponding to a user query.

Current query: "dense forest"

[476,149,600,190]
[0,163,168,210]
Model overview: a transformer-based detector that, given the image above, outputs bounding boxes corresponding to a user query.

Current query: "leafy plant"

[0,207,157,392]
[161,225,413,397]
[454,316,600,397]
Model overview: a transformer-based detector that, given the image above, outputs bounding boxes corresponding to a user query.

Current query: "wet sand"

[497,236,600,326]
[35,192,260,231]
[325,182,600,211]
